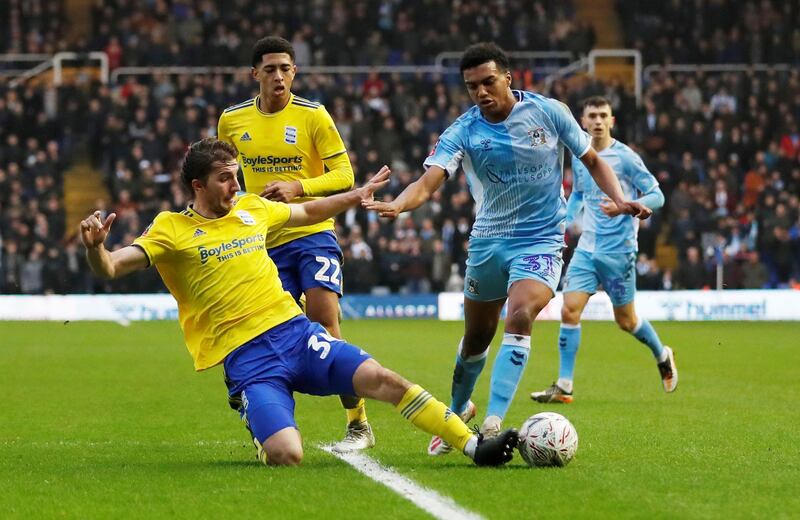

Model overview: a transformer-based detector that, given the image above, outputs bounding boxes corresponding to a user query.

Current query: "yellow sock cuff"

[345,398,367,424]
[396,385,472,452]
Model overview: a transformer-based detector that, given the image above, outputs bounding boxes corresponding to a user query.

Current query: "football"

[518,412,579,467]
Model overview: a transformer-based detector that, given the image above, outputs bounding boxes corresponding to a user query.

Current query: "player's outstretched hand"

[355,165,391,202]
[600,198,652,220]
[79,211,116,249]
[261,180,303,202]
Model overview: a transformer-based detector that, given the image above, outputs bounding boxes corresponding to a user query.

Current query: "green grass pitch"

[1,319,798,519]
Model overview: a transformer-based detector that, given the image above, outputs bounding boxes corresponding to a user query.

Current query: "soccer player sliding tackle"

[79,138,517,466]
[218,36,372,452]
[364,43,652,455]
[530,96,677,404]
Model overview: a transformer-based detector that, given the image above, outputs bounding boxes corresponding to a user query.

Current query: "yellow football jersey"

[133,193,302,371]
[217,93,352,249]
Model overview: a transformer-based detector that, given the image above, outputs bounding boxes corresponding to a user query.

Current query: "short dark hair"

[180,138,238,193]
[582,96,612,111]
[459,42,510,73]
[251,36,295,68]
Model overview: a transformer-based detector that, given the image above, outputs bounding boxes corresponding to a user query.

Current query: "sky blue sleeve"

[566,155,585,226]
[565,190,584,226]
[625,148,664,210]
[422,121,466,179]
[541,98,592,159]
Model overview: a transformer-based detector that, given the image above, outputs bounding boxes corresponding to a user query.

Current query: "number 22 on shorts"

[313,256,341,287]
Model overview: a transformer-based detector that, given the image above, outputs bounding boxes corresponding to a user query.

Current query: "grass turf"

[1,320,798,519]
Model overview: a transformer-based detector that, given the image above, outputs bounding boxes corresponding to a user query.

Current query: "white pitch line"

[321,445,485,520]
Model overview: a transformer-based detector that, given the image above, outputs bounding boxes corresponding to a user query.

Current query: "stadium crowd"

[617,0,800,66]
[1,1,799,295]
[81,0,592,67]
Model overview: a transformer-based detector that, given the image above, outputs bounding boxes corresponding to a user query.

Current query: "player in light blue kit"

[364,44,652,454]
[531,96,678,404]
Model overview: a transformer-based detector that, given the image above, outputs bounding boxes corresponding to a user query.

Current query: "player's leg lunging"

[428,297,504,455]
[352,359,517,466]
[307,287,375,452]
[484,279,551,436]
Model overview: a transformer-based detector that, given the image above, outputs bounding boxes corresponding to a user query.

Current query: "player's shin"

[486,333,531,419]
[396,384,474,455]
[450,338,488,416]
[557,324,581,391]
[631,318,666,360]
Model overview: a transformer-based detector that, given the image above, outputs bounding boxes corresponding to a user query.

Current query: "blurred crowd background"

[1,0,799,295]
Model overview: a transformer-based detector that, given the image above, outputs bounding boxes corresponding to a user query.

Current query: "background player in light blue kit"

[364,43,652,454]
[531,96,678,404]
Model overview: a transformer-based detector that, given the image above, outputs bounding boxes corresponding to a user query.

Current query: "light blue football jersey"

[424,90,591,245]
[571,138,660,253]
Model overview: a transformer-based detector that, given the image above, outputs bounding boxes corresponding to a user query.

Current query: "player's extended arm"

[565,190,584,227]
[303,152,355,196]
[80,211,149,279]
[636,185,665,210]
[600,185,665,217]
[261,152,354,202]
[285,166,390,227]
[581,149,651,219]
[361,165,448,218]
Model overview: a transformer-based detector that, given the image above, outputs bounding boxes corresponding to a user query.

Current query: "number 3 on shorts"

[313,256,341,287]
[308,332,339,360]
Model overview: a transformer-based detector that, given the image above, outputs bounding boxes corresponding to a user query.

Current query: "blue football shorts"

[464,237,563,301]
[268,231,343,302]
[223,315,371,443]
[562,248,637,307]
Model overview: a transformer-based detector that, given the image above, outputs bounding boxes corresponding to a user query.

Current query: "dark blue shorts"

[223,315,371,443]
[268,231,343,302]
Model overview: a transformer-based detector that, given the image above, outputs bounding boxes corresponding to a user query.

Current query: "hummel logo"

[192,229,206,238]
[240,132,252,142]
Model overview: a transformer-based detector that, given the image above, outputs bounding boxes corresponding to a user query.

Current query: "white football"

[518,412,578,467]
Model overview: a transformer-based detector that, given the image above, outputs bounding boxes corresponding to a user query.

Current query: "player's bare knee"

[616,315,637,332]
[266,445,303,466]
[561,306,581,325]
[462,332,493,355]
[506,305,540,333]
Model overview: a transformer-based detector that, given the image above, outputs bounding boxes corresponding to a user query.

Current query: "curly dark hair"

[251,36,295,67]
[459,42,510,73]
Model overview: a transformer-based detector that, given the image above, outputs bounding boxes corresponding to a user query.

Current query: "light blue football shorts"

[464,237,563,301]
[562,248,637,307]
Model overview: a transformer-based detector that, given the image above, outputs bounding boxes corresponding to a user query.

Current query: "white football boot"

[331,421,376,453]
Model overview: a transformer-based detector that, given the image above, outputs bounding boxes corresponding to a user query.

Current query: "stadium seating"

[0,1,798,294]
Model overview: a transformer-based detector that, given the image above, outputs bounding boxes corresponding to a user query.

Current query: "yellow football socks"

[344,397,368,424]
[395,385,473,452]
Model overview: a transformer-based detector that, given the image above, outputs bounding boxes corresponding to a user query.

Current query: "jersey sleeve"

[570,155,585,193]
[623,148,664,210]
[133,212,175,267]
[422,122,466,179]
[542,99,591,159]
[252,196,292,230]
[624,148,659,194]
[312,106,347,160]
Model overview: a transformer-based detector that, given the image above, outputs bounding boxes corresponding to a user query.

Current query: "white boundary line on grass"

[321,445,485,520]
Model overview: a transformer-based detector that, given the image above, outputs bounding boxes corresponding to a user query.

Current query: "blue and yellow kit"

[133,194,302,370]
[217,94,353,249]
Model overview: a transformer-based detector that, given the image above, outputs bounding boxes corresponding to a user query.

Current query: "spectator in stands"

[741,250,769,289]
[674,246,709,290]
